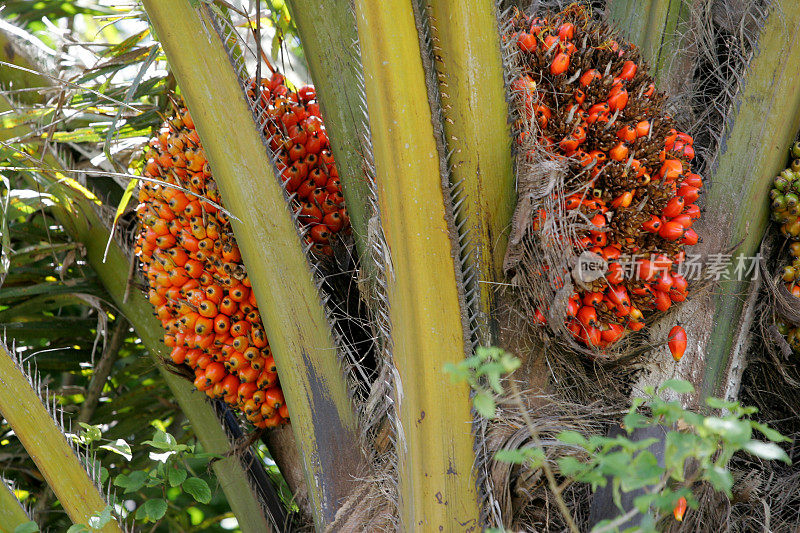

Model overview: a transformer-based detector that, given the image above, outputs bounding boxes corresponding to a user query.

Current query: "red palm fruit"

[668,326,688,361]
[663,196,685,218]
[607,285,630,308]
[566,297,579,317]
[655,271,673,292]
[550,53,570,75]
[580,325,602,347]
[238,381,258,402]
[683,172,703,188]
[659,159,683,181]
[673,496,687,521]
[642,215,662,233]
[619,60,637,80]
[627,320,645,332]
[260,403,277,420]
[601,323,625,343]
[680,229,699,245]
[684,203,701,219]
[671,214,692,229]
[205,362,226,385]
[670,289,688,302]
[580,69,600,87]
[170,347,187,365]
[637,259,657,281]
[220,375,240,397]
[194,373,212,392]
[606,263,624,284]
[654,290,672,311]
[257,371,278,390]
[609,142,629,161]
[607,86,628,111]
[226,352,248,372]
[671,274,688,293]
[239,365,260,383]
[264,387,285,410]
[659,221,685,241]
[517,32,537,52]
[577,306,598,327]
[678,185,700,203]
[583,292,603,306]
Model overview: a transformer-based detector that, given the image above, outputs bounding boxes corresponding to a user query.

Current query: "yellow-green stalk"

[355,1,480,529]
[699,0,800,398]
[0,481,31,533]
[0,343,123,532]
[426,0,516,343]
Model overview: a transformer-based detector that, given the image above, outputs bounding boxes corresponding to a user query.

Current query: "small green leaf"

[13,522,40,533]
[66,526,90,533]
[743,440,791,464]
[556,430,589,448]
[114,470,146,494]
[183,477,212,504]
[87,505,113,528]
[99,439,132,461]
[135,498,168,522]
[78,422,102,443]
[704,465,734,496]
[752,421,790,443]
[472,391,496,419]
[658,379,694,395]
[494,449,529,464]
[168,464,188,487]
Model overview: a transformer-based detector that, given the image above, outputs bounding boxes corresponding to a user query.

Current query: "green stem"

[0,342,123,531]
[425,0,516,343]
[0,480,31,533]
[699,0,800,399]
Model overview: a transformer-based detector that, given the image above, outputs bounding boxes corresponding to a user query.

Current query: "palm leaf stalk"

[354,0,481,528]
[0,480,31,532]
[0,342,123,532]
[695,0,800,399]
[425,0,517,343]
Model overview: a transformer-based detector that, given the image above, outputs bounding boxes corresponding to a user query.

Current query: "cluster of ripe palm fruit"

[135,71,349,427]
[777,242,800,352]
[509,7,703,349]
[771,144,800,352]
[770,142,800,240]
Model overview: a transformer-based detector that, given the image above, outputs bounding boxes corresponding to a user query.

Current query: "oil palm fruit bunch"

[769,142,800,240]
[777,242,800,352]
[508,6,703,349]
[135,71,348,428]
